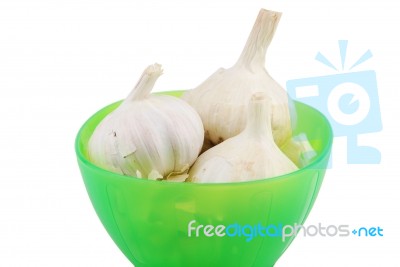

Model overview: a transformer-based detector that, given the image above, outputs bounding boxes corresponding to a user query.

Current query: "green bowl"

[75,90,333,267]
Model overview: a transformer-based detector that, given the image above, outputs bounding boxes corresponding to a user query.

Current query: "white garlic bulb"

[183,9,293,147]
[88,63,204,180]
[189,92,298,183]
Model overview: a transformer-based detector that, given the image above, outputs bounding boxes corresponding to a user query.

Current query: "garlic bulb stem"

[125,64,163,102]
[235,9,282,71]
[244,93,273,140]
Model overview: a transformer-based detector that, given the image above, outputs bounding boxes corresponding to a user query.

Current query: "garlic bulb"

[189,92,298,183]
[183,9,293,147]
[88,64,204,180]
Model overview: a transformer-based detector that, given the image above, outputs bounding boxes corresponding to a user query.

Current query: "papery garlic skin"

[88,64,204,180]
[183,9,293,147]
[189,92,298,183]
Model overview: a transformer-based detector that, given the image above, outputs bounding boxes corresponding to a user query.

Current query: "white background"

[1,0,399,266]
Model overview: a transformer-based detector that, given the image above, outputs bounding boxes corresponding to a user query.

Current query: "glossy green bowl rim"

[75,90,333,187]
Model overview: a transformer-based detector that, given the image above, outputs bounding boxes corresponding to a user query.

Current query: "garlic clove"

[166,173,189,183]
[280,133,318,168]
[135,170,143,179]
[148,169,163,180]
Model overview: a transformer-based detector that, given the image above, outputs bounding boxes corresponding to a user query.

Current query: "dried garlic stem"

[235,9,282,71]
